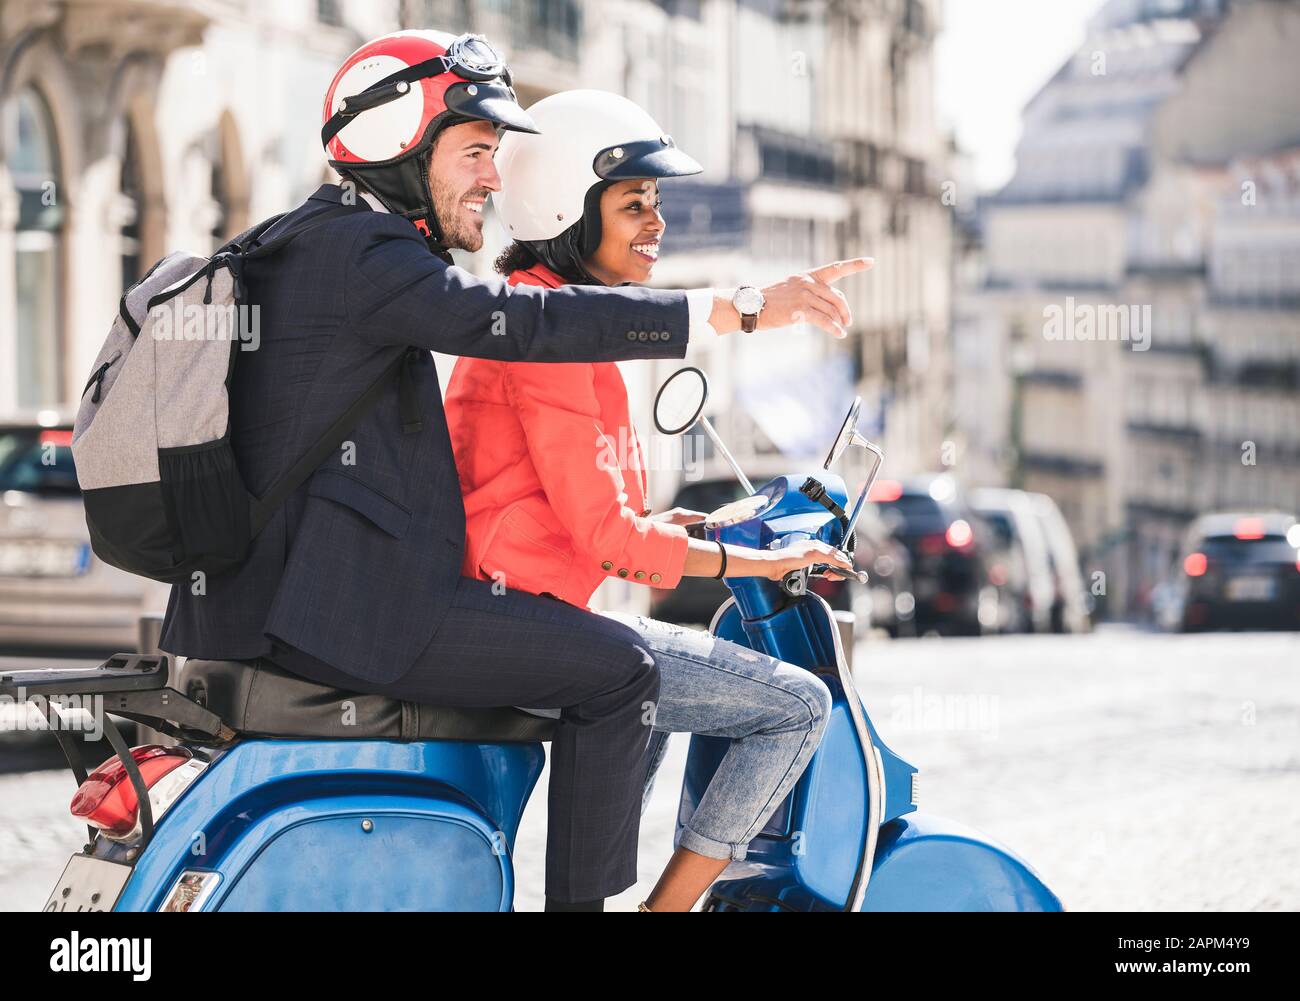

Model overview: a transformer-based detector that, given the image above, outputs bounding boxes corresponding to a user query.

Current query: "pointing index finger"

[809,257,874,285]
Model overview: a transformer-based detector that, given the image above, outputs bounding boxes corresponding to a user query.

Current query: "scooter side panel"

[116,739,545,912]
[214,795,508,911]
[862,812,1065,912]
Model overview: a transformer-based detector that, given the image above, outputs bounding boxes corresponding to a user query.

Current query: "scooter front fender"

[862,812,1065,911]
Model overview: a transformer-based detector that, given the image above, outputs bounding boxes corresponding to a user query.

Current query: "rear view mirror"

[653,367,709,436]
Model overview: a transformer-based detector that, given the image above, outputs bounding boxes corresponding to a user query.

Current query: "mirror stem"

[842,443,884,545]
[700,417,755,495]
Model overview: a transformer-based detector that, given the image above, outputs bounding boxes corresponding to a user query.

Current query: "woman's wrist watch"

[732,285,765,333]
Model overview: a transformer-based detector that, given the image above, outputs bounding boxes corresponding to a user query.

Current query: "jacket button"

[626,331,637,340]
[650,331,660,341]
[634,571,646,580]
[650,573,662,583]
[601,560,613,571]
[617,568,630,578]
[662,332,671,341]
[638,331,649,341]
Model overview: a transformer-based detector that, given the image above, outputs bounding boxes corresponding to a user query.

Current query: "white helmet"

[493,90,701,279]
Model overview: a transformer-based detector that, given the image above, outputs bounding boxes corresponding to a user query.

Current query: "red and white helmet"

[322,30,538,247]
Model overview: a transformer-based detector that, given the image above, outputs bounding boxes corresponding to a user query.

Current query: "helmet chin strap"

[335,114,478,259]
[522,180,614,286]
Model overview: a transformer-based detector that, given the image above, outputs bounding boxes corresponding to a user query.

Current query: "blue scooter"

[7,367,1062,912]
[653,367,1062,911]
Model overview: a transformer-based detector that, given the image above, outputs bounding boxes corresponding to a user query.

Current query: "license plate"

[44,854,132,913]
[0,540,91,577]
[1226,575,1275,601]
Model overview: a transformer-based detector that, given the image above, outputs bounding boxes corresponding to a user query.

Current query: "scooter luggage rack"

[0,654,236,852]
[0,654,234,745]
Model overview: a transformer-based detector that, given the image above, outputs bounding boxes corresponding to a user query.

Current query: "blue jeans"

[522,614,831,860]
[600,611,831,861]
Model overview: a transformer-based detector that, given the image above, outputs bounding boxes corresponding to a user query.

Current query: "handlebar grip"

[781,569,808,596]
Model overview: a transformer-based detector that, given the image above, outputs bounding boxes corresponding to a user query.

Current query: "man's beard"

[430,173,488,252]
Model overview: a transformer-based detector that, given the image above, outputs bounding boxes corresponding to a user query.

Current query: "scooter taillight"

[70,745,193,838]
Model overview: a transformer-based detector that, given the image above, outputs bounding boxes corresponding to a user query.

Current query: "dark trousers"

[271,575,659,903]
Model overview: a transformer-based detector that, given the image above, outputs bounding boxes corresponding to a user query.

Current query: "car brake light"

[918,533,947,555]
[70,745,193,838]
[946,520,974,550]
[869,480,904,502]
[1233,518,1265,541]
[39,429,73,447]
[1184,552,1207,577]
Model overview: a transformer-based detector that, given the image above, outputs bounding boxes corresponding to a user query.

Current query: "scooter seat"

[179,658,556,743]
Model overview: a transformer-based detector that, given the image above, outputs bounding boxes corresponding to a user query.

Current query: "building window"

[317,0,342,27]
[6,87,64,408]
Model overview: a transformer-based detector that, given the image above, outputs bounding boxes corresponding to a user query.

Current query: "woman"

[445,90,854,912]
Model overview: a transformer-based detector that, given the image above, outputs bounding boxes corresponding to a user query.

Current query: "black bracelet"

[713,540,728,579]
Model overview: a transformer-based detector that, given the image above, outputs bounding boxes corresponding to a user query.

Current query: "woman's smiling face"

[583,179,665,286]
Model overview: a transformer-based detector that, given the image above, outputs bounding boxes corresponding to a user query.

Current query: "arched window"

[210,154,228,251]
[120,119,143,289]
[5,87,63,408]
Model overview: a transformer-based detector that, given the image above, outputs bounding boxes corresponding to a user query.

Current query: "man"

[160,29,870,911]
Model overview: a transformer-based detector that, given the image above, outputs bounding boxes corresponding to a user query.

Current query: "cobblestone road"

[2,627,1296,911]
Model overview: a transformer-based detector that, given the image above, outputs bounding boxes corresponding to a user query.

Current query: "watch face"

[734,287,764,315]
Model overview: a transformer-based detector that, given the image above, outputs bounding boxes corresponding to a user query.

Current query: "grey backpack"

[72,207,415,584]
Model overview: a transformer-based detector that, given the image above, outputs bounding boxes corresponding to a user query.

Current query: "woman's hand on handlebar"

[718,539,856,581]
[758,539,856,581]
[682,539,856,580]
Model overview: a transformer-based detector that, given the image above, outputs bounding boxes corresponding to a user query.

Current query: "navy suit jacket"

[160,184,690,684]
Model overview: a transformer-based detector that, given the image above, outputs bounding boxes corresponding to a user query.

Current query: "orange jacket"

[444,262,690,610]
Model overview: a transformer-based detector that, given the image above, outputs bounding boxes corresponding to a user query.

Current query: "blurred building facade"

[955,0,1300,618]
[1,0,950,612]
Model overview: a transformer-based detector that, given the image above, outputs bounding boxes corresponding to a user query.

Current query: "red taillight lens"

[869,480,904,502]
[1184,552,1208,577]
[1233,518,1265,540]
[946,520,974,550]
[70,745,192,837]
[918,533,946,555]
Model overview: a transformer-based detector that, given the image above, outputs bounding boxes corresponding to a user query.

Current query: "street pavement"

[2,626,1296,911]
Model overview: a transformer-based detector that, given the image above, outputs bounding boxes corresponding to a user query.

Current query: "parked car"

[1027,493,1091,633]
[1173,512,1300,631]
[0,415,170,654]
[868,474,995,636]
[809,502,915,637]
[649,472,906,632]
[971,488,1056,634]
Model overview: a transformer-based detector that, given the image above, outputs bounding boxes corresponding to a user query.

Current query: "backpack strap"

[248,349,420,536]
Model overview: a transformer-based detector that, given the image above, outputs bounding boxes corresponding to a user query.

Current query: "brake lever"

[810,564,868,585]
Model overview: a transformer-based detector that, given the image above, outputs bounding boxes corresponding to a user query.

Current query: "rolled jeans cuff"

[678,825,748,862]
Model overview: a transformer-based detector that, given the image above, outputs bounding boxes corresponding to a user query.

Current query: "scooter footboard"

[862,812,1065,912]
[115,738,545,912]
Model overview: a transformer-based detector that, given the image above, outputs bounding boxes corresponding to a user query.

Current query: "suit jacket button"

[617,567,630,578]
[634,571,646,580]
[650,573,662,583]
[601,560,613,571]
[638,331,648,341]
[626,331,637,340]
[662,332,671,340]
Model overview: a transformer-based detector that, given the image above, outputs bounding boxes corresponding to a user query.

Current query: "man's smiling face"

[427,120,502,252]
